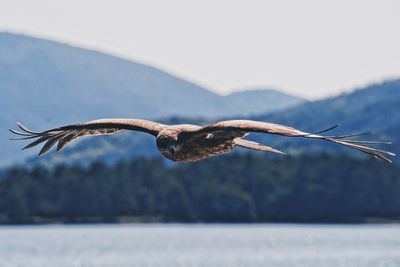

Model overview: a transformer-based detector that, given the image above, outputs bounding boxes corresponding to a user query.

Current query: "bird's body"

[10,118,395,162]
[157,125,239,162]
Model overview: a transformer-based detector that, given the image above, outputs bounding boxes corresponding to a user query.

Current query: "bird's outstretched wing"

[10,119,166,156]
[181,120,395,162]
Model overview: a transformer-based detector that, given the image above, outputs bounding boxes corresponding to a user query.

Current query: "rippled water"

[0,223,399,267]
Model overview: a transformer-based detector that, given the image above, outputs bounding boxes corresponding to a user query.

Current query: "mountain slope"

[223,89,304,116]
[257,80,400,131]
[0,32,303,166]
[250,79,400,157]
[0,32,219,121]
[25,80,400,167]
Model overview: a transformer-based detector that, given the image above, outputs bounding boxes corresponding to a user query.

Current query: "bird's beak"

[169,145,175,156]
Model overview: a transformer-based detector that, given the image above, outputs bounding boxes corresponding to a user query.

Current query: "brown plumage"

[10,118,396,162]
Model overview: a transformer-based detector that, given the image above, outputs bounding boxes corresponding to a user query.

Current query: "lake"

[0,223,399,267]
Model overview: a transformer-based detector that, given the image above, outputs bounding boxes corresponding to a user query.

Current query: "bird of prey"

[10,118,395,162]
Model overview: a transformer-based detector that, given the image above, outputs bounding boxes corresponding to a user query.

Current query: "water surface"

[0,223,399,267]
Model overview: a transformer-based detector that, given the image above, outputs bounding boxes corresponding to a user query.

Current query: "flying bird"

[10,119,395,162]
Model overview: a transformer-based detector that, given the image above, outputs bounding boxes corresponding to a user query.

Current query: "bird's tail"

[234,138,286,154]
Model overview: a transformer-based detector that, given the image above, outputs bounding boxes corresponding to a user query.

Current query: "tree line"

[0,154,399,224]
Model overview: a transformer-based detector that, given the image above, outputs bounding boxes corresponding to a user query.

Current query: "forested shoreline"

[1,154,399,224]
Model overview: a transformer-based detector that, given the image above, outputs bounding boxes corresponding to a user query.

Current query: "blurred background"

[0,1,400,266]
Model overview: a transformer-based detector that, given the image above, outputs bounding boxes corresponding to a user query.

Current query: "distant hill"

[25,79,400,167]
[0,32,304,166]
[223,89,303,116]
[258,79,400,131]
[251,79,400,157]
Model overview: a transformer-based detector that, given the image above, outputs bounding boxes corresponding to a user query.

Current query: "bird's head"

[156,133,178,160]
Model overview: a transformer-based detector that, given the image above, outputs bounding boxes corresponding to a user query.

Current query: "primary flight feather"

[10,118,395,162]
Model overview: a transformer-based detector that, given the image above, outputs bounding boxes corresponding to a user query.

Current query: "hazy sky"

[1,0,399,99]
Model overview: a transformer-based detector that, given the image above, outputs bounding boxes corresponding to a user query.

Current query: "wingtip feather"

[22,144,31,150]
[16,122,42,134]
